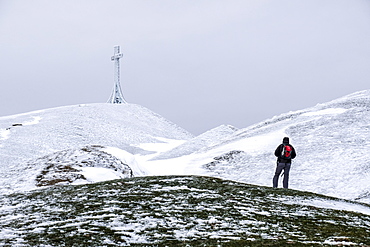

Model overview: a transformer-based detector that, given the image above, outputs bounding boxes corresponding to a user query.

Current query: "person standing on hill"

[273,137,296,188]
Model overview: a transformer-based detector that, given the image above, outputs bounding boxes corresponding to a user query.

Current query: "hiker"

[273,137,296,188]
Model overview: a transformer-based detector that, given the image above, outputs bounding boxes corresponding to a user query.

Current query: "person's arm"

[291,146,296,159]
[274,144,282,157]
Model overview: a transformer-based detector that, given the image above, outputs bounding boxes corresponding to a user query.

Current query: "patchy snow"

[285,198,370,216]
[74,167,122,184]
[104,146,148,176]
[323,237,359,246]
[0,176,369,246]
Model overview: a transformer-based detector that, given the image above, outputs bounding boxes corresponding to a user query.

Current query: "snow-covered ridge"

[1,91,370,204]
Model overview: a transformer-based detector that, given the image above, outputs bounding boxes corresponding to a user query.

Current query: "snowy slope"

[0,103,193,194]
[152,124,238,160]
[142,91,370,203]
[1,92,370,246]
[1,91,370,204]
[1,176,369,246]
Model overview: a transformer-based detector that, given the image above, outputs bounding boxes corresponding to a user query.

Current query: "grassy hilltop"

[1,175,369,246]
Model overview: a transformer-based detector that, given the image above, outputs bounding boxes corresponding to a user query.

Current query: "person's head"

[283,137,289,144]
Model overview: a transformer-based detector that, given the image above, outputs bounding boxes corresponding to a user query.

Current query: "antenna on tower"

[108,45,126,104]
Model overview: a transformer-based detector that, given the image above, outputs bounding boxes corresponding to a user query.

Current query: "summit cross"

[108,45,126,104]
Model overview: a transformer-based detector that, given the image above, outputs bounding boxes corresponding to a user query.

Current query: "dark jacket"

[274,139,296,163]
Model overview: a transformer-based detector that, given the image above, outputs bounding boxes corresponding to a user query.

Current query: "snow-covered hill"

[0,103,193,194]
[145,90,370,203]
[1,91,370,246]
[1,91,370,204]
[1,176,369,246]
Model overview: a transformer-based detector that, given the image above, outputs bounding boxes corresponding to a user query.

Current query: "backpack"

[281,144,292,159]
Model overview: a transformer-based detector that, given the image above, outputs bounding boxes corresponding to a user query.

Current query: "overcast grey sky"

[1,0,370,135]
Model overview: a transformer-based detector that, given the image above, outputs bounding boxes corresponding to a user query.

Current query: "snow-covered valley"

[1,90,370,245]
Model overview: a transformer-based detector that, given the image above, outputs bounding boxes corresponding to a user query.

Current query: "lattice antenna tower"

[108,45,126,104]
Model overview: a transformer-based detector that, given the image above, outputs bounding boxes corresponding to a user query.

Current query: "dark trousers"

[273,162,291,188]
